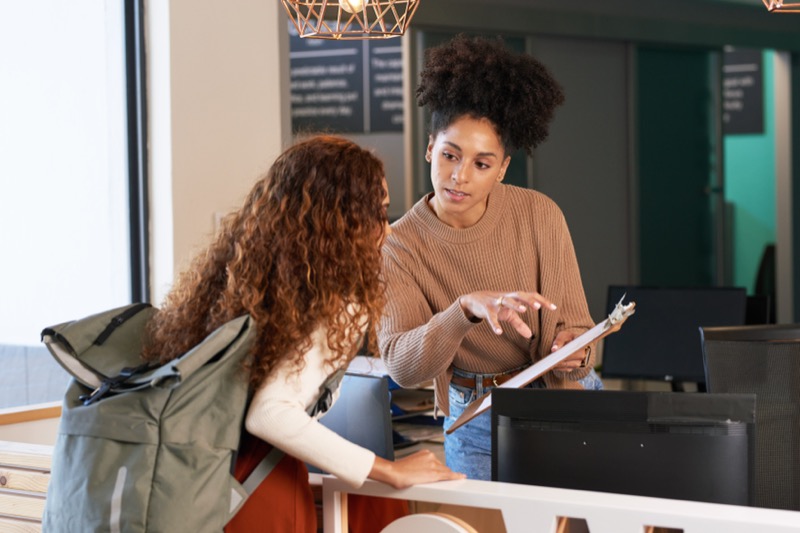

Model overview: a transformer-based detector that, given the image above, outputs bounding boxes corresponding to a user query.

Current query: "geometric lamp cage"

[763,0,800,12]
[280,0,421,39]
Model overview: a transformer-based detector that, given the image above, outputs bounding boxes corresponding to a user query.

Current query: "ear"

[496,155,511,182]
[425,136,434,163]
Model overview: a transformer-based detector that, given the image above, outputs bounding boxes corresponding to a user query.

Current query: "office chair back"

[701,324,800,511]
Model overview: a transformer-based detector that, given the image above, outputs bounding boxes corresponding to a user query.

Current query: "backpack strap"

[240,446,286,494]
[240,367,348,491]
[92,303,153,346]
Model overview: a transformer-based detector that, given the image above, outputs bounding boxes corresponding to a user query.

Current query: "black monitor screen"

[492,389,755,506]
[602,286,747,383]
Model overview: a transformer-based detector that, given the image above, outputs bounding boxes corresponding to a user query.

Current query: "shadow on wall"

[0,344,70,409]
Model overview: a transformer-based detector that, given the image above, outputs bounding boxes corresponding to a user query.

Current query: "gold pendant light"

[281,0,421,40]
[763,0,800,12]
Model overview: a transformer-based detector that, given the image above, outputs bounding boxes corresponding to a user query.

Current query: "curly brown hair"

[416,34,565,155]
[142,135,388,388]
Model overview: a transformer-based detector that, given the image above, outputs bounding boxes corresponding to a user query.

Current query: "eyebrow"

[442,141,498,159]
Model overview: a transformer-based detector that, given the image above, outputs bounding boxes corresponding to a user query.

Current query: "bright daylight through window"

[0,2,132,408]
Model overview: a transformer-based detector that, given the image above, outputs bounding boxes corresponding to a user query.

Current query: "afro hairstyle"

[416,34,565,155]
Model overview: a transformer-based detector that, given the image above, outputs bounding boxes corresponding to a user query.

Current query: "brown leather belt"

[450,367,527,389]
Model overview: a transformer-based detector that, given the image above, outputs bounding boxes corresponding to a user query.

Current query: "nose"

[451,163,466,183]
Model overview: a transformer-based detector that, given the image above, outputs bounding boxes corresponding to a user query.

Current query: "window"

[0,2,136,408]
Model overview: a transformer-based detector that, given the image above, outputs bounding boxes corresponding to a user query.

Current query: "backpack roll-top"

[41,304,255,533]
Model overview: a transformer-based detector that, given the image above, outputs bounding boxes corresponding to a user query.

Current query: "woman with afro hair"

[143,135,462,532]
[378,35,602,480]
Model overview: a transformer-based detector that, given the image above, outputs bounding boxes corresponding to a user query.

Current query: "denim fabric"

[442,382,492,480]
[578,367,605,390]
[442,367,546,480]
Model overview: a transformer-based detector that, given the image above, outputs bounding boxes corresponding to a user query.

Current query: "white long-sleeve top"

[244,325,376,488]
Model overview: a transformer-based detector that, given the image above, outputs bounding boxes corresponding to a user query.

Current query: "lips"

[445,188,468,200]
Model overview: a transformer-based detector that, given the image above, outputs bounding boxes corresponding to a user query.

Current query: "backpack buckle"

[80,381,113,406]
[79,363,154,406]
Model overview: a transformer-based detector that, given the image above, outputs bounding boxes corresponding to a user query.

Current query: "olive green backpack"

[40,303,279,532]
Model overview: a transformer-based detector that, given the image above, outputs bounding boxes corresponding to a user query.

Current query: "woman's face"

[426,115,510,229]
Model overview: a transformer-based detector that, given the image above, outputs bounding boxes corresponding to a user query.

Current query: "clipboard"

[445,297,636,434]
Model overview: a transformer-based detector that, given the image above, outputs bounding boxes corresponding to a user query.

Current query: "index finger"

[506,291,557,311]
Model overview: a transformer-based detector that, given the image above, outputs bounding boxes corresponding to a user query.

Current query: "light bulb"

[339,0,365,14]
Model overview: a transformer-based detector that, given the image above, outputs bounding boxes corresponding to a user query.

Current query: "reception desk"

[6,401,800,532]
[320,475,800,533]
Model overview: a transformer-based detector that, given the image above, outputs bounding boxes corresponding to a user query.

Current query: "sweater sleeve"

[244,327,375,488]
[545,211,597,383]
[378,249,477,388]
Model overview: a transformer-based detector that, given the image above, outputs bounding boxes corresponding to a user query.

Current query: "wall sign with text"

[722,48,763,135]
[289,24,403,134]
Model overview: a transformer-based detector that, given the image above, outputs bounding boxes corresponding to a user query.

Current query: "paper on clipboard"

[445,297,636,434]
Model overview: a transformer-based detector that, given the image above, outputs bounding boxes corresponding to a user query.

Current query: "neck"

[427,194,488,229]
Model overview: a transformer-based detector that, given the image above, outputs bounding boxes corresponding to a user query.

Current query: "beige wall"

[0,402,60,445]
[148,0,292,304]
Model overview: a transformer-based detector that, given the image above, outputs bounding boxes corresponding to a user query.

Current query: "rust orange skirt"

[225,432,409,533]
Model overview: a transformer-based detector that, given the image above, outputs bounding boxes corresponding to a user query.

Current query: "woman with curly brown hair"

[143,135,462,532]
[378,35,602,480]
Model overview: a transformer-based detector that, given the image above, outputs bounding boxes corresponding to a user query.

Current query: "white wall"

[147,0,292,304]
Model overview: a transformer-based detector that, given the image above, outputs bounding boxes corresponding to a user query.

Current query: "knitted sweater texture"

[378,183,595,416]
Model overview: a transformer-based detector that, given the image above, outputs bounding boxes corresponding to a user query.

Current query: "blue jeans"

[442,381,493,480]
[442,367,603,480]
[579,367,604,390]
[442,367,545,480]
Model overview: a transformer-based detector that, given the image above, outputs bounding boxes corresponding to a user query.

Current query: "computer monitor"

[601,285,747,384]
[745,294,772,325]
[492,389,755,506]
[307,373,394,474]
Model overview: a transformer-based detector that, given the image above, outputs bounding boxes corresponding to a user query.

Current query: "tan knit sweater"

[378,183,596,416]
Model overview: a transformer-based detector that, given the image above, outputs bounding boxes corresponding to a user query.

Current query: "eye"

[475,161,491,170]
[442,151,457,161]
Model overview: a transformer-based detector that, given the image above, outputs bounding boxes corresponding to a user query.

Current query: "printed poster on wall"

[722,47,763,135]
[367,39,403,132]
[288,23,403,134]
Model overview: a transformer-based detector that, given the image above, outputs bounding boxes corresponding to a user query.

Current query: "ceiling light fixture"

[280,0,421,39]
[763,0,800,12]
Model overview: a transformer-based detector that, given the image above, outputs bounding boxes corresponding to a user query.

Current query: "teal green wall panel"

[724,50,776,294]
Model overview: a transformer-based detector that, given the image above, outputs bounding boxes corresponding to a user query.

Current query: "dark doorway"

[637,45,723,287]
